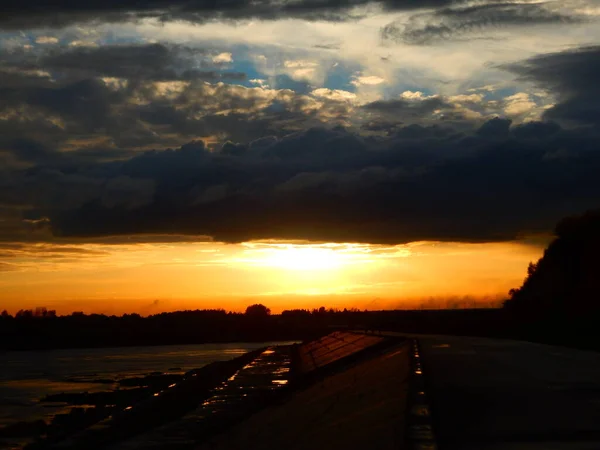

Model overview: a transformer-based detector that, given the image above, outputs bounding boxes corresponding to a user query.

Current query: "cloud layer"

[1,3,600,246]
[2,117,600,245]
[506,46,600,126]
[381,1,585,45]
[0,0,461,28]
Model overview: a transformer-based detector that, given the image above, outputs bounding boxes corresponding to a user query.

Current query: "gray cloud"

[506,46,600,126]
[0,68,354,160]
[40,44,245,82]
[0,0,465,28]
[476,116,511,137]
[0,44,244,85]
[381,2,586,45]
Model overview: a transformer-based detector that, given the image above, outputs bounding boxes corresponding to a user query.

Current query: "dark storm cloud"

[27,79,123,130]
[0,44,244,85]
[475,117,511,137]
[0,0,463,29]
[506,46,600,126]
[40,44,245,82]
[0,67,55,89]
[2,139,135,166]
[1,119,598,245]
[381,2,585,45]
[0,78,145,157]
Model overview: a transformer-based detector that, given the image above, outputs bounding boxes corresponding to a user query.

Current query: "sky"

[1,0,600,314]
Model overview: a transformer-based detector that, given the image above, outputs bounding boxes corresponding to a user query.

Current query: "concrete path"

[419,335,600,450]
[196,343,409,450]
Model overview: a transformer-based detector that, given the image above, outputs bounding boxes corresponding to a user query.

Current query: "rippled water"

[0,342,295,427]
[199,347,291,414]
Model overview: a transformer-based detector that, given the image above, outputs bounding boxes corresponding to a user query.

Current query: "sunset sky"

[1,0,600,314]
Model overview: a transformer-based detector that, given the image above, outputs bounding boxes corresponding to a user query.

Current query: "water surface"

[0,342,294,427]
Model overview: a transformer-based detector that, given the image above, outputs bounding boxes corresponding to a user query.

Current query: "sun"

[231,242,376,274]
[259,245,346,271]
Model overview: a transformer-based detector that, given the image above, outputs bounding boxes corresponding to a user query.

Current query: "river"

[0,341,296,429]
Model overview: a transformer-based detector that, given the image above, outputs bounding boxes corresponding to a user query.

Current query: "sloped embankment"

[198,332,410,450]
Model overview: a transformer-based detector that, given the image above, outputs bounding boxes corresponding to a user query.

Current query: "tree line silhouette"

[0,304,373,350]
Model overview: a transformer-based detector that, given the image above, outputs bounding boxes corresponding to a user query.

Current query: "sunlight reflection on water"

[199,346,291,412]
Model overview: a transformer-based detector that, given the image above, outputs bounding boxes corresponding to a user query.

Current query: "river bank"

[0,342,297,449]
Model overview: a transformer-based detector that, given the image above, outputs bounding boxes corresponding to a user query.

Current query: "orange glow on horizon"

[0,238,549,315]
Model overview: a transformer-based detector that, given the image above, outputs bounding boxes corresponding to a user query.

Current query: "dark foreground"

[3,331,600,450]
[420,335,600,449]
[1,332,407,450]
[196,337,409,450]
[192,332,600,450]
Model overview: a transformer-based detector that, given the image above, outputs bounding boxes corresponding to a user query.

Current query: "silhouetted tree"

[244,304,271,317]
[312,306,327,315]
[33,307,56,318]
[16,309,33,319]
[505,209,600,316]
